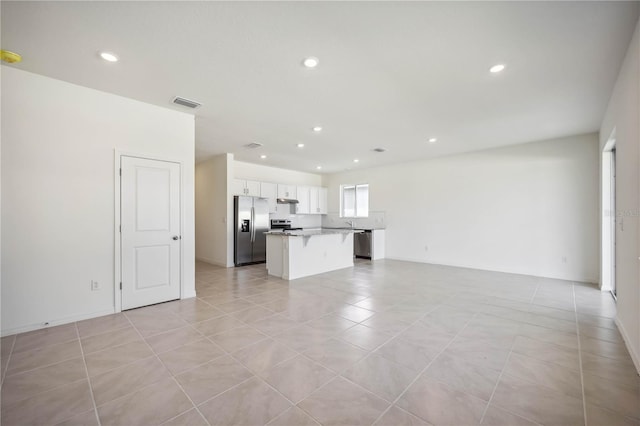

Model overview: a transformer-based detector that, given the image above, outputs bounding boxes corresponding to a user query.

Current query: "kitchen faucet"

[345,220,355,228]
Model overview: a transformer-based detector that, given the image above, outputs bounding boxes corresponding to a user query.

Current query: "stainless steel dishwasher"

[354,230,372,259]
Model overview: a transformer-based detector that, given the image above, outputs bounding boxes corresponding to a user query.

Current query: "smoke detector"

[372,148,387,153]
[1,50,22,63]
[243,142,263,149]
[172,96,201,109]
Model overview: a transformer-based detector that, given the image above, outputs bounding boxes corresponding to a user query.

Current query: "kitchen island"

[265,229,362,280]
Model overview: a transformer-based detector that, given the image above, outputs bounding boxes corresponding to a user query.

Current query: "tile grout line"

[477,292,585,426]
[529,279,542,304]
[167,376,212,426]
[286,302,425,369]
[250,300,441,424]
[476,334,518,425]
[122,311,213,426]
[368,310,480,425]
[7,264,619,426]
[573,283,589,426]
[134,296,324,422]
[3,343,95,379]
[1,334,17,386]
[198,324,319,416]
[74,322,102,426]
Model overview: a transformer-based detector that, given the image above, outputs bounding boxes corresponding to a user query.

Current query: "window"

[341,184,369,217]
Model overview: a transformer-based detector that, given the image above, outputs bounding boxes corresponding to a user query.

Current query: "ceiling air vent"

[243,142,263,149]
[372,148,387,153]
[172,96,201,109]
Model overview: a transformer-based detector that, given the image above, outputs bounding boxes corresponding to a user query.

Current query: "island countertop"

[264,229,364,237]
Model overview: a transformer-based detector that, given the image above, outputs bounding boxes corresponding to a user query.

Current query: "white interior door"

[611,148,617,298]
[121,156,181,310]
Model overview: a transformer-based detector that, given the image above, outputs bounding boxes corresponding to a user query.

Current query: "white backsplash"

[322,211,386,229]
[269,205,386,230]
[269,203,323,229]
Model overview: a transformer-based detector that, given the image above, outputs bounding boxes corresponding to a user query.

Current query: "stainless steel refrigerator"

[234,196,270,266]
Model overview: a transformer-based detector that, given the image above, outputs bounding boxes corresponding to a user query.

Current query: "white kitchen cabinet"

[231,179,245,196]
[305,187,328,214]
[260,182,278,213]
[371,229,385,260]
[309,187,319,214]
[245,180,260,196]
[277,184,297,200]
[233,179,260,196]
[296,186,311,214]
[318,187,328,214]
[266,232,355,280]
[291,186,328,215]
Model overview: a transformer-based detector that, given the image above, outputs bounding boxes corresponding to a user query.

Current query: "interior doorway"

[601,132,616,299]
[120,155,182,310]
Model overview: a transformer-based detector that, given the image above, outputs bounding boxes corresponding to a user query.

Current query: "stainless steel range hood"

[276,198,299,204]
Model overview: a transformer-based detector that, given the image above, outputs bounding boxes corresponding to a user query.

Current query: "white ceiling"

[2,1,638,173]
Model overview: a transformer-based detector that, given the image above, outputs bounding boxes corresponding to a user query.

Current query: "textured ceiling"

[2,1,638,173]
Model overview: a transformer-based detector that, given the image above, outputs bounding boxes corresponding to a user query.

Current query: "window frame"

[340,183,369,218]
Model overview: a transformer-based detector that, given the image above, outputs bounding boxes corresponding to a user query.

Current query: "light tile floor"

[1,260,638,426]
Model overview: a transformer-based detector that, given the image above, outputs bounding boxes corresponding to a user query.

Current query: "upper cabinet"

[260,182,278,213]
[234,179,326,215]
[277,184,297,200]
[297,186,327,215]
[232,179,260,196]
[296,186,311,214]
[309,187,319,214]
[318,187,328,214]
[313,187,328,214]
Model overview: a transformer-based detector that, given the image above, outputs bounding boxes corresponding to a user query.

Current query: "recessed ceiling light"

[99,51,119,62]
[297,143,305,148]
[316,166,322,170]
[353,159,359,163]
[313,126,323,132]
[489,64,505,73]
[303,57,319,68]
[260,155,267,159]
[428,138,437,143]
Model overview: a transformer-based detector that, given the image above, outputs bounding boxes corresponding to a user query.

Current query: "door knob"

[172,236,179,240]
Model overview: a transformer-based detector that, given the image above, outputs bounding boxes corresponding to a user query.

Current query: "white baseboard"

[383,256,597,284]
[1,308,116,337]
[614,316,640,375]
[195,256,227,267]
[182,291,197,299]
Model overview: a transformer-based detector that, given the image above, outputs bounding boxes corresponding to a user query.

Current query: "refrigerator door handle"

[251,206,255,242]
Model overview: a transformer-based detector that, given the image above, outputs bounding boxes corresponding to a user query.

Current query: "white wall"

[323,133,599,282]
[195,154,231,267]
[1,67,196,335]
[195,159,324,267]
[600,18,640,372]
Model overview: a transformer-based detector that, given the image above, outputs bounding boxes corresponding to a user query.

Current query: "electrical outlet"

[425,245,429,252]
[562,256,567,264]
[91,280,100,291]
